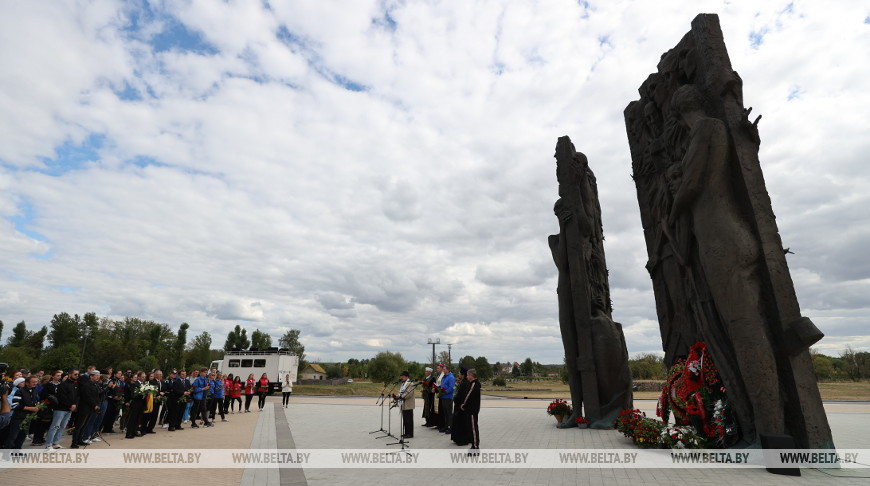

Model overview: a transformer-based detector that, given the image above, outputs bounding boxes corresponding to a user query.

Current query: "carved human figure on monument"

[666,84,785,437]
[624,14,831,449]
[548,136,632,429]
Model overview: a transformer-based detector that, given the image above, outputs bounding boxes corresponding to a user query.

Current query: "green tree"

[186,331,213,368]
[521,357,534,376]
[459,355,476,371]
[173,323,189,370]
[511,365,521,377]
[812,352,836,381]
[7,321,28,347]
[224,325,249,351]
[278,329,306,372]
[628,353,667,380]
[250,329,272,350]
[474,356,492,381]
[25,326,48,357]
[0,346,36,371]
[407,361,422,378]
[368,351,406,384]
[48,312,81,347]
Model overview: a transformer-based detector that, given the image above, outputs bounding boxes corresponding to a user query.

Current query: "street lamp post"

[427,338,440,369]
[79,329,90,369]
[446,343,455,368]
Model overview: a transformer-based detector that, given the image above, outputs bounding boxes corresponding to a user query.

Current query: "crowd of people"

[0,362,288,450]
[396,363,481,453]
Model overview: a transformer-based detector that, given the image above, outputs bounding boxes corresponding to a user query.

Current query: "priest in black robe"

[460,368,481,451]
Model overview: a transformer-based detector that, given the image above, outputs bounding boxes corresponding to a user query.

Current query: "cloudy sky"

[1,1,868,364]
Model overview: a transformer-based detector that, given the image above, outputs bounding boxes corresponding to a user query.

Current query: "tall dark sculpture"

[623,14,833,448]
[549,135,633,429]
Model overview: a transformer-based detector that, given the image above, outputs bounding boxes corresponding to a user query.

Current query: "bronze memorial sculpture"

[623,14,833,448]
[548,135,633,429]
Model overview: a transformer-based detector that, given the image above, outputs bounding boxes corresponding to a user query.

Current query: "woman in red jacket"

[222,373,234,415]
[257,373,270,411]
[229,376,242,413]
[244,374,256,413]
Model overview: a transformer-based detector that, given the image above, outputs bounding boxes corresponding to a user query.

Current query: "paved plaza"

[2,396,868,485]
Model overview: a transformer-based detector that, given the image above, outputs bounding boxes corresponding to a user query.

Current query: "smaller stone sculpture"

[548,135,633,429]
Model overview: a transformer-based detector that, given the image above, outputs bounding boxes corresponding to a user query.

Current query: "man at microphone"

[397,371,415,438]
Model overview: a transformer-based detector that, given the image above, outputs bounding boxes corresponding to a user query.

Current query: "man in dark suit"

[125,372,146,439]
[71,371,101,448]
[143,370,163,434]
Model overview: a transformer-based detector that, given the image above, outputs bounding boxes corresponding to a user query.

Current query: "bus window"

[228,360,241,367]
[241,359,253,367]
[254,359,266,368]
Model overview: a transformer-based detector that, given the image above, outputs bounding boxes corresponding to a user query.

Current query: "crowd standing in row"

[0,363,291,450]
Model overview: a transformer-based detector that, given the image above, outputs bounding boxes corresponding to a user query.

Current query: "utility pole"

[427,338,440,369]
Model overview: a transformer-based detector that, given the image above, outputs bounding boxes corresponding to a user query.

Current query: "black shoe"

[402,434,413,438]
[70,444,80,449]
[175,427,184,430]
[146,431,156,434]
[168,428,175,432]
[191,425,199,428]
[468,446,479,456]
[125,435,136,439]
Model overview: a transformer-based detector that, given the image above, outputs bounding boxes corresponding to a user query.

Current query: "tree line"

[0,315,306,374]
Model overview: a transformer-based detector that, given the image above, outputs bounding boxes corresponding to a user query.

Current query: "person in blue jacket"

[190,368,212,428]
[438,364,455,434]
[209,372,227,422]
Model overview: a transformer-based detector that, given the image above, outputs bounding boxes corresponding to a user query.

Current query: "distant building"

[300,363,327,381]
[500,363,514,375]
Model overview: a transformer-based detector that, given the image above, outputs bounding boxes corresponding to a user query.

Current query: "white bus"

[210,348,299,393]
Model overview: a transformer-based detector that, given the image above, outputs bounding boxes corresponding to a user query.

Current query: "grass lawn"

[294,379,870,401]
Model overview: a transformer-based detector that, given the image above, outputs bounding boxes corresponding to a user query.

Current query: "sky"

[1,0,868,365]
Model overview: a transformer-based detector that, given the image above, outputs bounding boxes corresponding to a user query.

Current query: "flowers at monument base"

[643,341,738,448]
[575,416,589,425]
[614,409,645,437]
[546,398,572,417]
[660,424,704,449]
[632,418,665,448]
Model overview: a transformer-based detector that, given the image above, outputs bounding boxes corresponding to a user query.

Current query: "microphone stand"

[375,381,400,439]
[369,382,391,435]
[387,381,420,456]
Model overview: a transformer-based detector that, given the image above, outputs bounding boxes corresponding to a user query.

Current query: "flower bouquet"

[20,400,51,428]
[660,424,704,449]
[614,409,645,437]
[546,398,572,424]
[574,416,589,428]
[632,418,664,448]
[136,383,159,413]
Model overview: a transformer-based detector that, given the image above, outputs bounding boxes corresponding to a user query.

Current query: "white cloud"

[1,0,868,364]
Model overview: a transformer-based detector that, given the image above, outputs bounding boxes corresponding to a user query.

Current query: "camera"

[0,362,9,396]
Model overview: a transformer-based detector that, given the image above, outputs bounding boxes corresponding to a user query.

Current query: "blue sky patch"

[113,80,143,101]
[150,16,218,55]
[39,133,105,176]
[276,25,367,92]
[11,198,48,243]
[372,8,398,32]
[124,2,217,56]
[749,27,768,49]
